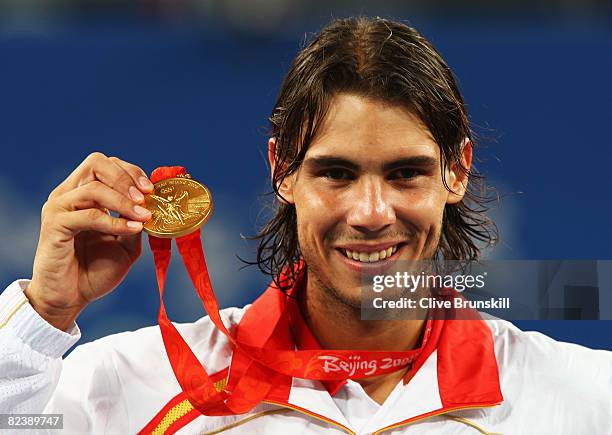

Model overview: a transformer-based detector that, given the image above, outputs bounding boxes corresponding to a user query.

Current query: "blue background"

[0,17,610,349]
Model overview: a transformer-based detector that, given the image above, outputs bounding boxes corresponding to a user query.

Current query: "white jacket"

[1,279,611,435]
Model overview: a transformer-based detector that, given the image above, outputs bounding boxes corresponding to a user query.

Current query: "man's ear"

[268,137,295,204]
[446,139,472,205]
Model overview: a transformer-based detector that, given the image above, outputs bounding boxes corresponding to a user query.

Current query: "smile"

[339,244,400,263]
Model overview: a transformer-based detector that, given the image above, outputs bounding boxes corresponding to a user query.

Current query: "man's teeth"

[344,245,398,263]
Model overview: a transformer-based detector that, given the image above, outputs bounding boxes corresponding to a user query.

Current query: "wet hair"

[247,16,498,292]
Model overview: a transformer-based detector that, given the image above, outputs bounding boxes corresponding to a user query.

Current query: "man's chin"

[324,281,364,310]
[304,255,368,309]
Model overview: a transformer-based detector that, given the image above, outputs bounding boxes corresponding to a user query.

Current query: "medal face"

[143,175,213,238]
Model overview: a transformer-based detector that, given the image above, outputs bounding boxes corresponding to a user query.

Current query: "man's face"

[272,93,470,306]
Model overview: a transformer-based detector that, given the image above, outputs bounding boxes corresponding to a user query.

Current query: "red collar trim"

[436,313,503,406]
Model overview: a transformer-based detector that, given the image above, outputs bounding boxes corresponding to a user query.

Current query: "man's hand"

[25,153,153,331]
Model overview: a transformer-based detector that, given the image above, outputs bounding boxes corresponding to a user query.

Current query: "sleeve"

[0,280,80,414]
[0,280,128,434]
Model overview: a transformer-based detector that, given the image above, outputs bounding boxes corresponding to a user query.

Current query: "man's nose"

[346,177,396,232]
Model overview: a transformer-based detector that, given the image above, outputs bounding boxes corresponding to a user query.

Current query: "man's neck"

[299,275,426,404]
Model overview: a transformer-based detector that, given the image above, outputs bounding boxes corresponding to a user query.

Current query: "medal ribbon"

[149,166,431,416]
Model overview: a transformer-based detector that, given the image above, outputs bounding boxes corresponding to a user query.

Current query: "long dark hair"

[248,17,498,292]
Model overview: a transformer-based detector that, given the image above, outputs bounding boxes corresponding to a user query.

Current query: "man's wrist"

[23,284,83,332]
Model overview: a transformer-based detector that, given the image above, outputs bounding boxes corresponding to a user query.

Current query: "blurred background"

[0,0,610,349]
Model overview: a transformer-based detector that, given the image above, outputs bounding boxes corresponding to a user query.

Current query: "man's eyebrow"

[382,156,438,172]
[303,155,438,171]
[303,156,360,171]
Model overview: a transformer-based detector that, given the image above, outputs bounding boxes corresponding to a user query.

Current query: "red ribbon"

[148,166,431,415]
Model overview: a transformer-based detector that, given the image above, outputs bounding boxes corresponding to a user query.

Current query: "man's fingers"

[108,156,154,194]
[90,156,144,203]
[49,152,152,203]
[54,181,152,222]
[56,209,144,236]
[49,152,109,199]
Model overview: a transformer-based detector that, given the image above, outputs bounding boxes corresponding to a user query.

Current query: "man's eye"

[322,168,353,180]
[389,168,420,180]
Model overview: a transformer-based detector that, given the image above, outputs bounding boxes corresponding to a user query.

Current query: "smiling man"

[267,93,471,406]
[1,17,610,435]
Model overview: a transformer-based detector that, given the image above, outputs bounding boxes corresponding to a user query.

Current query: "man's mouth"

[337,243,402,263]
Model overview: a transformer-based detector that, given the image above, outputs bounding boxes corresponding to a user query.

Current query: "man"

[0,17,610,435]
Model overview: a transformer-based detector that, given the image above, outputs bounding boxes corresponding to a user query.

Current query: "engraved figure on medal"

[150,190,189,226]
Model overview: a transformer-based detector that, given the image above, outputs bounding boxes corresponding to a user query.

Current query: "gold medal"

[143,174,213,238]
